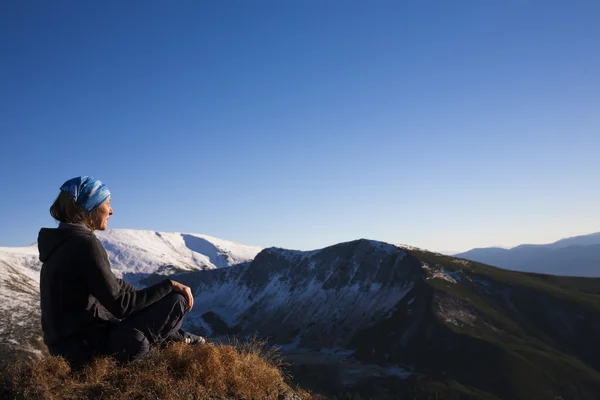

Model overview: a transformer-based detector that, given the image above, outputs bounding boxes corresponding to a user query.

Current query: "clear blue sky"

[1,1,599,252]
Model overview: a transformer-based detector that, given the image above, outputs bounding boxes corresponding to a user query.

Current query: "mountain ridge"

[455,232,600,276]
[140,239,600,398]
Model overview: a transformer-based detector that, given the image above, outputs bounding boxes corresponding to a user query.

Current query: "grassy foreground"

[0,341,311,400]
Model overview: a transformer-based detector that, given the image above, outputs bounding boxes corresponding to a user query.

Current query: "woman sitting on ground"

[39,176,205,368]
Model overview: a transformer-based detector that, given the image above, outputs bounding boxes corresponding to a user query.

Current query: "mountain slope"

[162,240,600,399]
[0,245,45,364]
[171,240,417,348]
[455,232,600,276]
[0,229,261,366]
[96,229,262,276]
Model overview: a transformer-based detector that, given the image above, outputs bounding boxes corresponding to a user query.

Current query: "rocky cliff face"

[176,240,421,350]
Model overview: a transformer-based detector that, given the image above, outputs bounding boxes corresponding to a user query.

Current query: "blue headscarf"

[60,176,111,213]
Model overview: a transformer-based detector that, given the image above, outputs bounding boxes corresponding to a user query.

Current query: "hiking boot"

[168,328,206,345]
[184,332,206,345]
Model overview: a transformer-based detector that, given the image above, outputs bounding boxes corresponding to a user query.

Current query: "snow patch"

[422,263,462,284]
[396,244,423,251]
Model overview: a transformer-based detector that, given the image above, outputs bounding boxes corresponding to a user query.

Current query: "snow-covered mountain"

[173,240,418,349]
[0,245,45,364]
[95,229,262,280]
[455,232,600,276]
[166,240,466,349]
[0,229,262,365]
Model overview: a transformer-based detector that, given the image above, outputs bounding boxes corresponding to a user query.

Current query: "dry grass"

[0,340,312,400]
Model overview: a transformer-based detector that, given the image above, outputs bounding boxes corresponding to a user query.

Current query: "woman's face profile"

[92,197,113,231]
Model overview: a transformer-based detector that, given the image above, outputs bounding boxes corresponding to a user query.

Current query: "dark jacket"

[38,223,173,355]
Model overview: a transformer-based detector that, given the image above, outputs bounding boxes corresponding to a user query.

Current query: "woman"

[39,176,205,368]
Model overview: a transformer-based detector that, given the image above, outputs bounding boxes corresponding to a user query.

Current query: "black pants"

[50,293,188,368]
[102,292,188,363]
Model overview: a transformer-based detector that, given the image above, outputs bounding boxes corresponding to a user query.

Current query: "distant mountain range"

[455,232,600,277]
[2,230,600,398]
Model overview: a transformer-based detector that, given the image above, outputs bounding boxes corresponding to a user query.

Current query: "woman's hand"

[170,280,194,311]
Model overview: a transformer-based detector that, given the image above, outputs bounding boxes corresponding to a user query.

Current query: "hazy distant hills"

[455,232,600,277]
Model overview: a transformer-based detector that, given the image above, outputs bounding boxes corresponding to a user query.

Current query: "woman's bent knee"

[166,292,188,313]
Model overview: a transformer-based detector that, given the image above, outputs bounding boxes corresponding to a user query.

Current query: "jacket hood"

[38,223,92,262]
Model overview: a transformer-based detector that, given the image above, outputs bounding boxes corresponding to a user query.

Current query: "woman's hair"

[49,191,103,231]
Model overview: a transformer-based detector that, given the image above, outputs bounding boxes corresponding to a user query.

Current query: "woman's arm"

[76,236,173,319]
[117,278,136,293]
